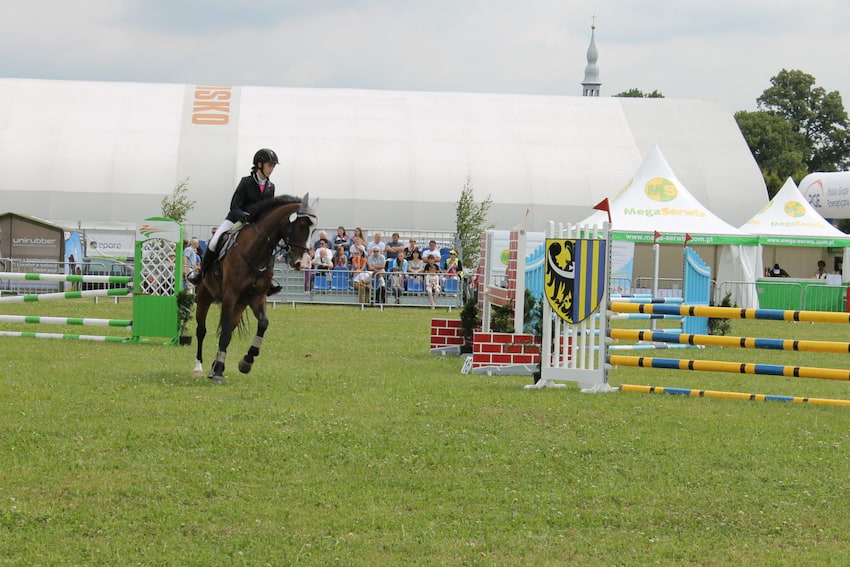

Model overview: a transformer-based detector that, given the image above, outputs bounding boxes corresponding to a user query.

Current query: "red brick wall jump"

[430,318,465,349]
[472,332,570,369]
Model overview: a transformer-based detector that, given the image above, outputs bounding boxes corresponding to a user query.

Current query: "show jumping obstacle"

[618,384,850,409]
[0,217,183,345]
[509,219,850,408]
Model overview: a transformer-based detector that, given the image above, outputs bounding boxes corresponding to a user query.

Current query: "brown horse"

[192,193,316,383]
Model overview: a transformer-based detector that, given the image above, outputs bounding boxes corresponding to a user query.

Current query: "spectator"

[423,255,442,307]
[385,232,405,263]
[366,246,387,304]
[353,227,367,247]
[313,230,331,251]
[182,238,201,289]
[444,249,462,279]
[407,249,424,282]
[332,226,351,252]
[421,240,442,263]
[301,247,315,291]
[816,260,827,279]
[369,232,386,254]
[350,236,367,258]
[351,248,371,304]
[404,238,421,261]
[333,245,349,268]
[312,239,334,271]
[389,260,406,304]
[769,263,789,278]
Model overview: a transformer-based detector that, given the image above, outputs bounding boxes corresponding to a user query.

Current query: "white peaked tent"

[581,145,759,305]
[740,177,850,282]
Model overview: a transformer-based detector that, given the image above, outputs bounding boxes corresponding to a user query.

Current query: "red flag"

[653,231,661,244]
[593,198,612,224]
[684,233,693,247]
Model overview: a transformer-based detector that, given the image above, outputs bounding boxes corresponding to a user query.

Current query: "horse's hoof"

[208,374,225,384]
[192,369,204,378]
[238,359,252,374]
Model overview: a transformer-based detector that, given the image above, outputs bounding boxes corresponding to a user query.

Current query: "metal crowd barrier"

[268,267,465,309]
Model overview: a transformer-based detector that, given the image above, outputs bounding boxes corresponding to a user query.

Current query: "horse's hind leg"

[193,287,211,377]
[239,297,269,374]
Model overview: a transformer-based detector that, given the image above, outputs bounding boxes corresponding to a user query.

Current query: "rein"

[233,204,309,282]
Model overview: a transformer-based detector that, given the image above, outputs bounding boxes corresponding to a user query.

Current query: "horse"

[192,193,317,383]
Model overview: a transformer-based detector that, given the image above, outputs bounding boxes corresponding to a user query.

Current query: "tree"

[613,88,664,98]
[455,176,493,272]
[734,110,808,197]
[161,178,195,225]
[756,69,850,172]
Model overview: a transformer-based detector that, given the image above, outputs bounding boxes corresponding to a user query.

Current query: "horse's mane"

[246,195,301,221]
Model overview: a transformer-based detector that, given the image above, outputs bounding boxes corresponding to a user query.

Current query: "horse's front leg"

[193,287,211,377]
[239,297,269,374]
[209,300,244,384]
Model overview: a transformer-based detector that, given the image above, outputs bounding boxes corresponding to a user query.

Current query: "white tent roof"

[740,177,850,246]
[580,145,757,245]
[0,78,768,232]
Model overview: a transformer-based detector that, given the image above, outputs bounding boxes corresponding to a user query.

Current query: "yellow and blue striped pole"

[610,302,850,325]
[610,329,850,354]
[610,355,850,381]
[620,384,850,409]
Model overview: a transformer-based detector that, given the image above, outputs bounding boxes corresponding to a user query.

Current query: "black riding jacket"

[226,173,276,222]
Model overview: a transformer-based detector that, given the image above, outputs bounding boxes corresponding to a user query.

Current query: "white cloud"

[0,0,847,114]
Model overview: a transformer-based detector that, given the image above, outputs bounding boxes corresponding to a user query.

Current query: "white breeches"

[208,219,234,252]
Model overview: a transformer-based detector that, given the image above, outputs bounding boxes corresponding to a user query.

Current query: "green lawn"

[1,300,850,565]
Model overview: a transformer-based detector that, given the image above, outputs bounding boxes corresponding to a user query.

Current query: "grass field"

[2,299,850,565]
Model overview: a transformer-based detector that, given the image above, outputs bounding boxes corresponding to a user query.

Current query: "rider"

[187,148,279,286]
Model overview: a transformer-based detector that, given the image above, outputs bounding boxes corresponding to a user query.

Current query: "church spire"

[582,18,601,97]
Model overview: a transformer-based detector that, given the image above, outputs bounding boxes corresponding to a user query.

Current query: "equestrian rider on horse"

[187,148,279,286]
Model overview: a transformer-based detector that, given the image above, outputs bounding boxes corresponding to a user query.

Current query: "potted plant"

[177,287,196,345]
[459,296,480,354]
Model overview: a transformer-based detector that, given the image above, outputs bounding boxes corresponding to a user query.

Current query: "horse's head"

[284,193,318,270]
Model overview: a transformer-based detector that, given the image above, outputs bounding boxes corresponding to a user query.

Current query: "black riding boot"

[188,251,216,285]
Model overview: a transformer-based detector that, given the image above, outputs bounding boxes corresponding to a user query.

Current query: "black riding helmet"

[253,148,279,166]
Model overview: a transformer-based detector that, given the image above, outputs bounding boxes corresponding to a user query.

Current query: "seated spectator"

[312,239,334,271]
[421,240,442,263]
[350,248,371,304]
[390,254,408,273]
[369,232,386,254]
[350,236,367,258]
[385,232,405,263]
[366,246,387,304]
[816,260,827,279]
[444,249,462,279]
[404,238,421,261]
[333,226,351,252]
[769,263,789,278]
[313,230,331,251]
[423,255,442,307]
[333,245,349,268]
[353,226,367,246]
[407,250,424,281]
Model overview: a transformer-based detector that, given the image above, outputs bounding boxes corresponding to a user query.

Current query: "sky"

[0,0,848,113]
